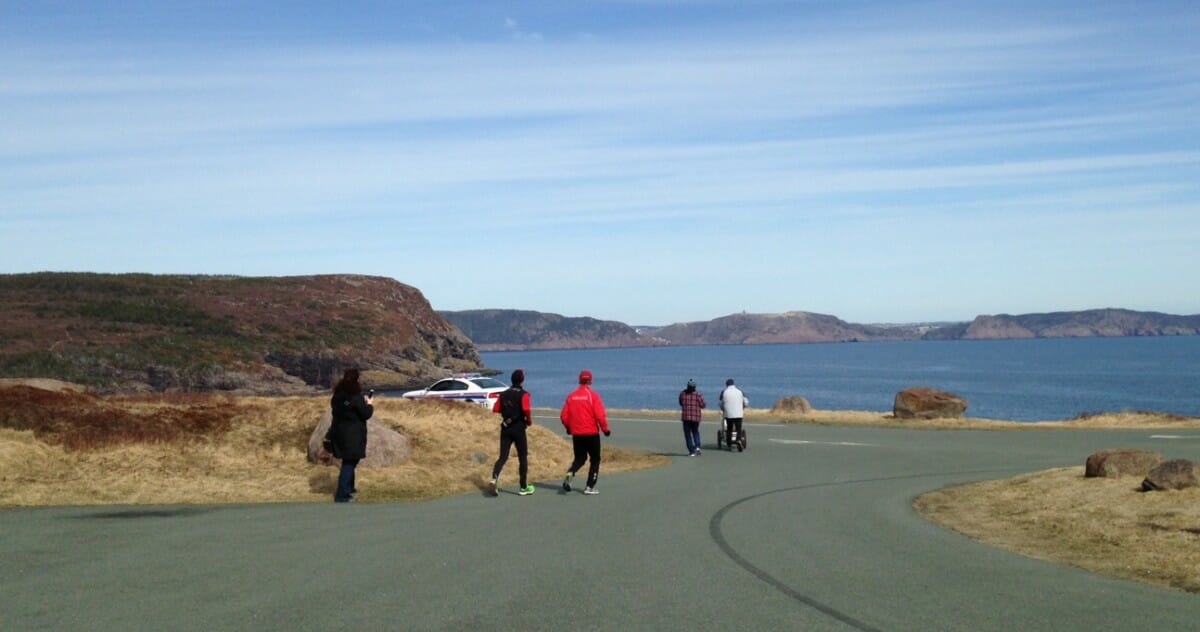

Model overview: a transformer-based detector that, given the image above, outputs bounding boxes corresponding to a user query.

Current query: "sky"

[2,1,1198,325]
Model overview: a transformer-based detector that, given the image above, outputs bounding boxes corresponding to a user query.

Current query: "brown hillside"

[651,311,904,344]
[0,273,482,393]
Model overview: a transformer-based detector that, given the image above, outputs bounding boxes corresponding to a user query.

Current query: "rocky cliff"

[0,273,482,393]
[929,309,1200,340]
[439,309,664,351]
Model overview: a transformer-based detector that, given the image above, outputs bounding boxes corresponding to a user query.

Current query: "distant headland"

[440,308,1200,351]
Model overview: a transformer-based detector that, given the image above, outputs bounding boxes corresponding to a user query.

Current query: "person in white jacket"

[719,378,749,451]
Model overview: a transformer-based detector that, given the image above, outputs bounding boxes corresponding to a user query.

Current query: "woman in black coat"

[329,368,374,503]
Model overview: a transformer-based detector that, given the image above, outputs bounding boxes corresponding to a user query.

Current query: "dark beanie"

[511,369,525,385]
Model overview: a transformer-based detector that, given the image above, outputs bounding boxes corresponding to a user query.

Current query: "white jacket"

[720,385,748,418]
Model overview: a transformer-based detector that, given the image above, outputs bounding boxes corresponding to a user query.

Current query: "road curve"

[3,418,1199,631]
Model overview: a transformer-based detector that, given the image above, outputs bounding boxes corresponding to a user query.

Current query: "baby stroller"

[716,416,747,452]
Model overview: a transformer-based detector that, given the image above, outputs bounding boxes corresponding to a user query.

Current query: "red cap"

[578,370,593,384]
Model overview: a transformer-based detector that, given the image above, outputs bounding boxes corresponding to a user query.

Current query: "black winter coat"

[329,389,373,461]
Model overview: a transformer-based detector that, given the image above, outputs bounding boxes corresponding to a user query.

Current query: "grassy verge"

[915,468,1200,593]
[0,386,667,506]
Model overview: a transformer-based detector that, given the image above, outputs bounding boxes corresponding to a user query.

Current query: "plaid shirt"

[678,389,706,422]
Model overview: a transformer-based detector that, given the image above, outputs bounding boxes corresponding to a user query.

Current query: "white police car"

[401,373,508,408]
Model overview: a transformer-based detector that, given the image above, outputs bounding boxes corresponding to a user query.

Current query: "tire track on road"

[708,468,1023,631]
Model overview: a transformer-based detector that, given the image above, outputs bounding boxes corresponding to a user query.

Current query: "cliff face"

[0,273,482,393]
[952,309,1200,340]
[439,309,664,351]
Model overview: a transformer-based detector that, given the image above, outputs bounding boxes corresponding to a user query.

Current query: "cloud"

[1,2,1198,321]
[503,17,542,42]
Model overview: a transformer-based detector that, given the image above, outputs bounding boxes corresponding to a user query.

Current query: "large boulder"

[307,412,411,467]
[772,396,812,414]
[1141,459,1200,491]
[1085,448,1163,478]
[893,387,968,419]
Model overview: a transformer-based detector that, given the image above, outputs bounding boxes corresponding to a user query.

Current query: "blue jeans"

[335,458,359,502]
[682,421,701,454]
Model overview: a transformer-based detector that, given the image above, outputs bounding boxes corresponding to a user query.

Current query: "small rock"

[772,396,812,414]
[1141,459,1200,491]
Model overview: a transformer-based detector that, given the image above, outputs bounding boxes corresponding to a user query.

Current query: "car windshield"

[470,377,507,389]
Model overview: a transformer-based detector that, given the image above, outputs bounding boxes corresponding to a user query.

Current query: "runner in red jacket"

[560,369,609,495]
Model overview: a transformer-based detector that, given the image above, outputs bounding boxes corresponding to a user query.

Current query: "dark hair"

[511,369,525,385]
[334,368,362,395]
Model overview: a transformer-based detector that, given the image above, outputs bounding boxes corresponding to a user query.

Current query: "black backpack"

[498,388,525,426]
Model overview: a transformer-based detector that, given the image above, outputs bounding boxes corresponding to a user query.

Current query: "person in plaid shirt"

[678,379,707,456]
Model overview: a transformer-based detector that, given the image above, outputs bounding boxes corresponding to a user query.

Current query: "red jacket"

[560,385,609,436]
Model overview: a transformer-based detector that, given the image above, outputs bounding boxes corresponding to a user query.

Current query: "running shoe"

[518,485,535,496]
[583,487,599,495]
[562,472,574,492]
[489,477,498,496]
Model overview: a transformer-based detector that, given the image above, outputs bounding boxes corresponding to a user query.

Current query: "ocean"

[481,336,1200,421]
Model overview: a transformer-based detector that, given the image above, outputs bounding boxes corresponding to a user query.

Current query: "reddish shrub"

[0,386,239,450]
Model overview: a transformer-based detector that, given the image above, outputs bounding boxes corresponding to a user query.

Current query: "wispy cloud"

[1,1,1197,322]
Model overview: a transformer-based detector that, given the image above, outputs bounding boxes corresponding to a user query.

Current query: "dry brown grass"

[915,467,1200,593]
[0,390,667,507]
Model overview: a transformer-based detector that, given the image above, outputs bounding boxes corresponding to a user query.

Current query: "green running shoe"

[489,477,498,496]
[518,485,535,496]
[562,472,574,492]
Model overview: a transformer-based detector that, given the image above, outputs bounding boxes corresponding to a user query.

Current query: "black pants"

[569,434,602,489]
[725,417,744,437]
[492,424,529,488]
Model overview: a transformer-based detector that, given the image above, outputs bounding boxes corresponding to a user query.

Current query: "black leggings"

[569,434,602,488]
[492,425,529,487]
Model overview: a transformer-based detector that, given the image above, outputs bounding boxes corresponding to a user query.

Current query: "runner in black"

[490,369,534,496]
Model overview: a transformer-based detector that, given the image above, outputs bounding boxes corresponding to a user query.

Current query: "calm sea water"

[482,337,1200,421]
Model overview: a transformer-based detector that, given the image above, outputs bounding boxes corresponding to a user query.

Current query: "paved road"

[4,418,1200,631]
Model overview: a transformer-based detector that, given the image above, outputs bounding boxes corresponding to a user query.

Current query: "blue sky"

[2,1,1198,325]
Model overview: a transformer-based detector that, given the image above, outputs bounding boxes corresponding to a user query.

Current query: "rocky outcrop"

[307,412,411,468]
[772,396,813,414]
[1140,459,1200,491]
[893,387,968,419]
[1085,449,1164,478]
[0,273,483,394]
[961,316,1036,339]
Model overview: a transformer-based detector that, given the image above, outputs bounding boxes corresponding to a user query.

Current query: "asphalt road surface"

[4,417,1200,631]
